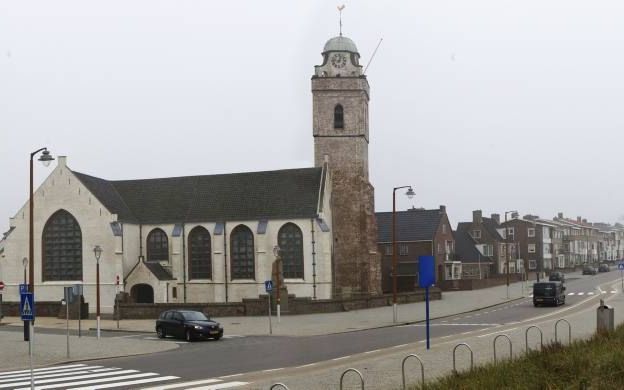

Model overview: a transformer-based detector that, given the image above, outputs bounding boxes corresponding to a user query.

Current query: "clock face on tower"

[330,53,347,68]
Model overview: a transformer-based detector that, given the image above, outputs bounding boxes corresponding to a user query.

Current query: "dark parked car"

[598,264,610,272]
[156,310,223,341]
[533,281,566,307]
[582,266,597,275]
[548,272,565,284]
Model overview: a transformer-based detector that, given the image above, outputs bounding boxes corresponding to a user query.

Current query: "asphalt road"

[82,270,622,382]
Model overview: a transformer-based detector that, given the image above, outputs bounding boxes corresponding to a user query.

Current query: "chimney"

[491,213,500,225]
[557,212,564,219]
[583,219,587,224]
[473,210,482,224]
[577,216,582,223]
[440,205,446,213]
[58,156,67,167]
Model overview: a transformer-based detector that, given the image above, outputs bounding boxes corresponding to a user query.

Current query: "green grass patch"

[409,324,624,390]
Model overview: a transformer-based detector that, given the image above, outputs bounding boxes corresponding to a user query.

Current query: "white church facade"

[0,33,381,314]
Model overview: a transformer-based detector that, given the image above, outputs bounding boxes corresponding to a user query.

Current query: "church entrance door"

[131,284,154,303]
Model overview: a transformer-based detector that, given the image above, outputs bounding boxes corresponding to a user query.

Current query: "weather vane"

[337,4,345,36]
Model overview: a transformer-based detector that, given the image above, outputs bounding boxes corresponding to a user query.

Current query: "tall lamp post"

[273,245,282,323]
[504,210,518,299]
[93,245,103,339]
[392,185,416,323]
[26,148,54,342]
[22,257,28,340]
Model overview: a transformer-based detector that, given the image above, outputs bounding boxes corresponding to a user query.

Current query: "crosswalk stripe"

[567,293,575,296]
[588,292,594,295]
[24,373,161,390]
[70,375,179,390]
[140,378,222,389]
[577,292,585,295]
[185,382,248,390]
[0,365,88,377]
[0,368,116,384]
[0,370,139,389]
[611,290,618,293]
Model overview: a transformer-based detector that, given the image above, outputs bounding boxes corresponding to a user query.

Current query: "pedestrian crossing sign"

[618,263,624,270]
[20,292,35,321]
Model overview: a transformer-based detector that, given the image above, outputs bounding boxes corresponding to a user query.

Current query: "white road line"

[577,292,585,296]
[262,368,283,373]
[296,363,317,369]
[599,286,605,294]
[0,365,87,377]
[185,382,248,390]
[588,292,595,295]
[611,290,618,293]
[392,344,408,349]
[0,370,140,389]
[364,349,381,354]
[332,356,351,361]
[68,375,179,390]
[22,373,159,390]
[567,293,575,296]
[0,367,108,382]
[408,323,501,327]
[219,374,243,379]
[477,327,518,338]
[0,368,118,384]
[140,378,222,390]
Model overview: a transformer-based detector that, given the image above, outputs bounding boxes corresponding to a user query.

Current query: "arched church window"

[230,225,255,279]
[42,209,82,281]
[189,226,212,279]
[278,223,304,278]
[147,228,169,262]
[334,104,344,129]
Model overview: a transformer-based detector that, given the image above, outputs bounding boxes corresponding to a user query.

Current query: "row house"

[452,228,495,279]
[501,215,559,274]
[456,210,516,275]
[376,206,455,292]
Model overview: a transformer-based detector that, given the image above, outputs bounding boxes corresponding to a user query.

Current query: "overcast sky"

[1,0,623,234]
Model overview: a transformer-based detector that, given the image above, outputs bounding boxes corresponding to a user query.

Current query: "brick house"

[376,206,454,292]
[453,228,495,279]
[456,210,510,275]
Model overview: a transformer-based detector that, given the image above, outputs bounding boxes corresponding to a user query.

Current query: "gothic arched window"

[147,228,169,262]
[230,225,255,279]
[334,104,344,129]
[278,223,304,278]
[42,209,82,281]
[189,226,212,279]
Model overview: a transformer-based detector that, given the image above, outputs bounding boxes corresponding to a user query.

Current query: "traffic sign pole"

[265,280,273,335]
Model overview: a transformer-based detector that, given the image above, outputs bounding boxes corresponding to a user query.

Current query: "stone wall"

[438,275,525,291]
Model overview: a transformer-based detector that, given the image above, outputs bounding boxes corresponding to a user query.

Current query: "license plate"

[209,330,219,335]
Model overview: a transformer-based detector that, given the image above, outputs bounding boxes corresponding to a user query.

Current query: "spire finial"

[337,4,345,36]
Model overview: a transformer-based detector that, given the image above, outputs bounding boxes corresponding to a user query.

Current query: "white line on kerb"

[364,349,381,354]
[262,368,283,373]
[392,344,408,349]
[332,356,351,361]
[297,363,317,369]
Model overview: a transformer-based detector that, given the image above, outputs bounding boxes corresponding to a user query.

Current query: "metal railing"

[401,354,425,389]
[270,384,289,390]
[554,319,571,345]
[452,343,474,374]
[525,325,543,352]
[340,368,364,390]
[493,334,512,364]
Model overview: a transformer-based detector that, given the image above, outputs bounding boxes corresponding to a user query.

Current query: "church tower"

[312,34,381,297]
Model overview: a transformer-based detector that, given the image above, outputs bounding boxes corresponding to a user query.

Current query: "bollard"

[401,354,425,389]
[596,299,614,334]
[493,334,512,364]
[340,368,364,390]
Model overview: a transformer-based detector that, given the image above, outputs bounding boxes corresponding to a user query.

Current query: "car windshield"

[182,312,209,321]
[534,285,555,296]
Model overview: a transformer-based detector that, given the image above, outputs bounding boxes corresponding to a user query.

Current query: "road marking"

[223,335,245,338]
[588,292,594,295]
[219,374,243,379]
[408,323,501,327]
[364,349,381,354]
[478,327,518,338]
[578,292,585,296]
[296,363,317,369]
[66,376,180,390]
[392,344,408,349]
[185,382,248,390]
[611,290,618,293]
[568,293,575,296]
[0,367,109,382]
[3,370,141,388]
[262,368,283,373]
[461,331,472,335]
[0,365,87,376]
[332,356,351,361]
[599,286,605,294]
[140,378,222,389]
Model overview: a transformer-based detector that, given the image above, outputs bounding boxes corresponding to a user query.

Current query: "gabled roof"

[453,229,493,263]
[144,262,175,281]
[376,208,444,243]
[73,167,324,224]
[457,218,505,241]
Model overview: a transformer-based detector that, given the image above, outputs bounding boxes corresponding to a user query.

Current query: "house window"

[472,230,481,239]
[147,228,169,262]
[507,227,515,240]
[484,245,494,256]
[528,244,536,253]
[172,287,177,299]
[529,259,537,269]
[544,245,551,255]
[384,245,392,256]
[528,228,535,237]
[334,104,344,129]
[42,209,83,281]
[399,244,409,256]
[188,226,212,279]
[230,225,255,279]
[278,223,304,278]
[558,255,565,268]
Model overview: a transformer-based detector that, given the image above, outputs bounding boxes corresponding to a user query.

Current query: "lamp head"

[273,245,281,258]
[406,187,415,199]
[38,149,54,167]
[93,245,103,261]
[22,257,28,268]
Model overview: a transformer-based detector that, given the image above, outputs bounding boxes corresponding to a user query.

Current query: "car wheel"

[156,327,166,339]
[534,303,539,307]
[213,335,222,341]
[185,329,194,342]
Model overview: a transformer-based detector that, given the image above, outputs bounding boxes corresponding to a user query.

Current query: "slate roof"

[376,208,443,243]
[453,229,492,263]
[73,168,323,224]
[144,262,175,281]
[457,218,504,241]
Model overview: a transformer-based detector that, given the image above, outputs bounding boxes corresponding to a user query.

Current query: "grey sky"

[1,0,623,234]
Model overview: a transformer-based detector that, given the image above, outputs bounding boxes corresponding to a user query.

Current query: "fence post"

[401,354,425,389]
[493,334,512,364]
[340,368,364,390]
[525,325,543,353]
[452,343,474,374]
[554,319,571,345]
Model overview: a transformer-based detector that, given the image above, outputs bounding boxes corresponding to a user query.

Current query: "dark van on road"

[548,272,565,284]
[533,281,566,307]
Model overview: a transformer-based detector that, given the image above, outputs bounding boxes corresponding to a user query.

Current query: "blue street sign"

[19,284,28,294]
[418,256,436,288]
[618,263,624,270]
[20,292,35,321]
[264,280,273,293]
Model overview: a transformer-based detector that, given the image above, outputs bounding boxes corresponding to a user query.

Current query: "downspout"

[223,222,228,303]
[139,224,143,260]
[310,218,317,300]
[182,223,187,303]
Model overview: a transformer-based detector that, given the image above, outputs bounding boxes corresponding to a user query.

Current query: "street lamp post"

[93,245,103,339]
[504,210,518,299]
[273,246,282,323]
[26,147,54,342]
[392,185,415,323]
[22,257,28,340]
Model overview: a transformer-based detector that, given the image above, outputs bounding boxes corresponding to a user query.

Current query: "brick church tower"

[312,34,381,297]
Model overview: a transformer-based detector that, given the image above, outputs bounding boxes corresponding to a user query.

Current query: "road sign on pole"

[265,280,273,293]
[20,292,35,321]
[419,256,436,350]
[19,284,28,294]
[265,281,273,335]
[0,281,5,291]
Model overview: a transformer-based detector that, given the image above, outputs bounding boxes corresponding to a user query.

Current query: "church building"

[0,33,380,314]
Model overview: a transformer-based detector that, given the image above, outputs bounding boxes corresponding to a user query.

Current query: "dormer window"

[334,104,344,129]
